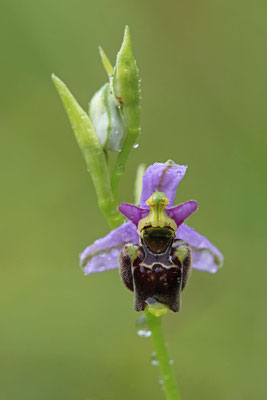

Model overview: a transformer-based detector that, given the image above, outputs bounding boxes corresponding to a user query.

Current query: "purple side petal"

[80,222,139,275]
[119,203,149,227]
[140,162,187,207]
[166,201,198,227]
[176,224,224,273]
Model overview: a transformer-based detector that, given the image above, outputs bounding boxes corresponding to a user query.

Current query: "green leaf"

[52,74,100,151]
[52,73,123,228]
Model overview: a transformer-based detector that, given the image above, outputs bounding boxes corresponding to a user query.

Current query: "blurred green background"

[1,1,266,399]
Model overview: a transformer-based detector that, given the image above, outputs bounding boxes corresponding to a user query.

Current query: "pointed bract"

[52,74,99,151]
[99,46,114,76]
[52,74,123,228]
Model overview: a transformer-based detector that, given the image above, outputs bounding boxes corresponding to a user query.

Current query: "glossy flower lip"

[80,161,224,275]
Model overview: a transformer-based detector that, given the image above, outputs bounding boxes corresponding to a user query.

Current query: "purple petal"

[80,222,139,274]
[119,203,149,227]
[140,162,187,208]
[176,224,224,273]
[166,201,198,227]
[119,201,198,227]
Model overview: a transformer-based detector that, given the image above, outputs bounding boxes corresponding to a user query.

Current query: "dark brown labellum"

[119,227,191,312]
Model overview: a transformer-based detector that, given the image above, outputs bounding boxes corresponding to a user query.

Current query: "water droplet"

[158,377,164,386]
[136,314,149,337]
[133,143,139,149]
[169,359,174,365]
[137,329,151,338]
[87,168,90,172]
[151,352,159,366]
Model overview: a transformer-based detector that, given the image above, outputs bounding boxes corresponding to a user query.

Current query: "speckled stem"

[111,126,140,199]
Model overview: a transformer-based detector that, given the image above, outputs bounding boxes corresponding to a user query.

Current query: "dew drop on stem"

[136,314,151,337]
[137,329,151,338]
[151,352,159,366]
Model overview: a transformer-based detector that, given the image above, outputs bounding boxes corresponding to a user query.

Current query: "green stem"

[111,127,139,199]
[81,142,123,229]
[145,310,180,400]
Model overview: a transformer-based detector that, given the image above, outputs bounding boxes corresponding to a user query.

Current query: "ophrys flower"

[80,161,223,311]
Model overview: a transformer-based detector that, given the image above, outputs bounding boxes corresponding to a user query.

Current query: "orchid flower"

[80,161,223,282]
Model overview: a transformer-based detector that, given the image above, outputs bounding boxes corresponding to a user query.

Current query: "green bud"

[89,83,125,151]
[113,26,141,130]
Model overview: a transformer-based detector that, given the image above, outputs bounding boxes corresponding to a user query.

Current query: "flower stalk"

[145,310,180,400]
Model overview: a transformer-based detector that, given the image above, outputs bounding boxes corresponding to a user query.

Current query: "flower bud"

[112,26,141,130]
[89,83,125,151]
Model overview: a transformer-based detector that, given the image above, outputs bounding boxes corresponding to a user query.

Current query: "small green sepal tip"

[146,301,169,317]
[99,46,114,76]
